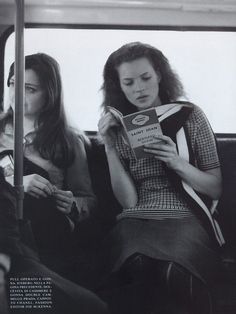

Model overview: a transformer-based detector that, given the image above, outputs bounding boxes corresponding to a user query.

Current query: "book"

[0,154,14,177]
[108,106,163,159]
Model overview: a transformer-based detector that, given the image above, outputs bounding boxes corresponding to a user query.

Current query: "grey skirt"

[102,216,221,285]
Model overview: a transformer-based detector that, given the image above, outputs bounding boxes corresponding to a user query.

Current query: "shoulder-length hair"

[101,41,185,115]
[2,53,75,168]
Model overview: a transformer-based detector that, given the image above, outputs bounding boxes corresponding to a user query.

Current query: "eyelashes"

[122,76,152,86]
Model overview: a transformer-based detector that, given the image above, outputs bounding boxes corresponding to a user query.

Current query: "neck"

[154,96,162,107]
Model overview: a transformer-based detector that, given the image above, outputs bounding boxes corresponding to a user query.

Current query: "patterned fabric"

[116,104,220,221]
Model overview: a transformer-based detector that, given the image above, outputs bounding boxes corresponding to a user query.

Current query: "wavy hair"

[1,53,75,168]
[101,42,185,115]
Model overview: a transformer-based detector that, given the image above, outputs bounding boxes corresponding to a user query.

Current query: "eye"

[9,81,14,87]
[122,80,133,86]
[25,86,36,93]
[142,76,151,81]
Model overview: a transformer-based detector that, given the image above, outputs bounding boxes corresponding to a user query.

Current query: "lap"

[103,217,220,284]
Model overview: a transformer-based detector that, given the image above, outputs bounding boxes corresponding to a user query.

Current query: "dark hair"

[1,53,75,168]
[101,42,185,115]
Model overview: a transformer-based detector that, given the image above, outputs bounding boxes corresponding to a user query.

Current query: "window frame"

[1,23,236,134]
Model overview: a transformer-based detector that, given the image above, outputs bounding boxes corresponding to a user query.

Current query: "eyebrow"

[121,71,150,80]
[10,78,41,88]
[25,83,41,88]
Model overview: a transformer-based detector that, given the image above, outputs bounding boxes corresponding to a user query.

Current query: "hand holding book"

[108,106,163,159]
[143,134,180,170]
[98,111,121,150]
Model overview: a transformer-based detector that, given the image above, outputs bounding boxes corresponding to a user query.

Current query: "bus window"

[4,28,236,133]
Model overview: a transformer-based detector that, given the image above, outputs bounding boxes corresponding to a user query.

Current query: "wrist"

[168,156,186,172]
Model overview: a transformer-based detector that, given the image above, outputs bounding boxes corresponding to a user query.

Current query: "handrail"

[14,0,24,219]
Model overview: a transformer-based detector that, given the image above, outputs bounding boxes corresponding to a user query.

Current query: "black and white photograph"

[0,1,236,313]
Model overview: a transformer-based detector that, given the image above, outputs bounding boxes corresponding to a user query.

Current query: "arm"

[60,134,98,221]
[0,254,10,301]
[98,113,138,208]
[0,262,9,314]
[170,156,222,200]
[0,255,11,274]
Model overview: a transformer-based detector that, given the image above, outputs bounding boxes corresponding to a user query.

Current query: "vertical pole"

[14,0,24,219]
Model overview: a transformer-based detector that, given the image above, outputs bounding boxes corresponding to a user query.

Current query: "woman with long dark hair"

[98,42,224,314]
[0,53,97,265]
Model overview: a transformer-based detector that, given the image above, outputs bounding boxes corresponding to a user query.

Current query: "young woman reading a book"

[0,53,97,273]
[98,42,223,314]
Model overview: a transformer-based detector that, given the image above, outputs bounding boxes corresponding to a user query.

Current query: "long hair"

[101,42,185,115]
[2,53,75,168]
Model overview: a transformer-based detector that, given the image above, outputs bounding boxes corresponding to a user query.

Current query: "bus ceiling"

[0,0,236,28]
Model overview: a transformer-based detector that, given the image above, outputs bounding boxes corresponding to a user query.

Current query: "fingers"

[24,174,55,198]
[28,186,49,198]
[54,190,73,214]
[36,177,55,195]
[98,113,119,149]
[144,148,173,157]
[143,135,178,165]
[98,112,119,134]
[154,134,174,145]
[144,136,176,153]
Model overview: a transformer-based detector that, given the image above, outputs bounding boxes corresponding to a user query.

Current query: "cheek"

[151,80,159,94]
[34,95,46,111]
[8,90,15,106]
[121,86,132,99]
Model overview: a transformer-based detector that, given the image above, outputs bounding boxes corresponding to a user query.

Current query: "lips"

[137,95,148,101]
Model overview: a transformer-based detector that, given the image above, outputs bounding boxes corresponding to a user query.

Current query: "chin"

[135,102,152,110]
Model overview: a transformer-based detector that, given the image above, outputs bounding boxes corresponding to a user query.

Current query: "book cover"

[0,155,14,177]
[108,106,162,159]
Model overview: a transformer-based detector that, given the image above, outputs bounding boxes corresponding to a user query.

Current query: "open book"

[108,106,162,159]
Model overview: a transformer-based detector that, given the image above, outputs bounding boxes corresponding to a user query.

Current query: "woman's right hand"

[23,174,55,199]
[98,112,119,149]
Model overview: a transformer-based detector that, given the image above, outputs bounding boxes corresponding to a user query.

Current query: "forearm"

[0,267,9,314]
[173,158,222,200]
[0,254,11,276]
[105,146,138,208]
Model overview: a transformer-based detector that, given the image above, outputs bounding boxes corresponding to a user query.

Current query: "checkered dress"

[115,104,220,221]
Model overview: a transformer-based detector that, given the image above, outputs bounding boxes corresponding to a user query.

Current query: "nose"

[133,79,145,93]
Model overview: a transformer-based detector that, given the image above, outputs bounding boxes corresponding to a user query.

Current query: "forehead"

[117,57,155,78]
[25,69,41,85]
[10,68,40,85]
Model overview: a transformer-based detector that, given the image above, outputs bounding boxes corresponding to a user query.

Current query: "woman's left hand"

[143,135,181,170]
[53,189,73,214]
